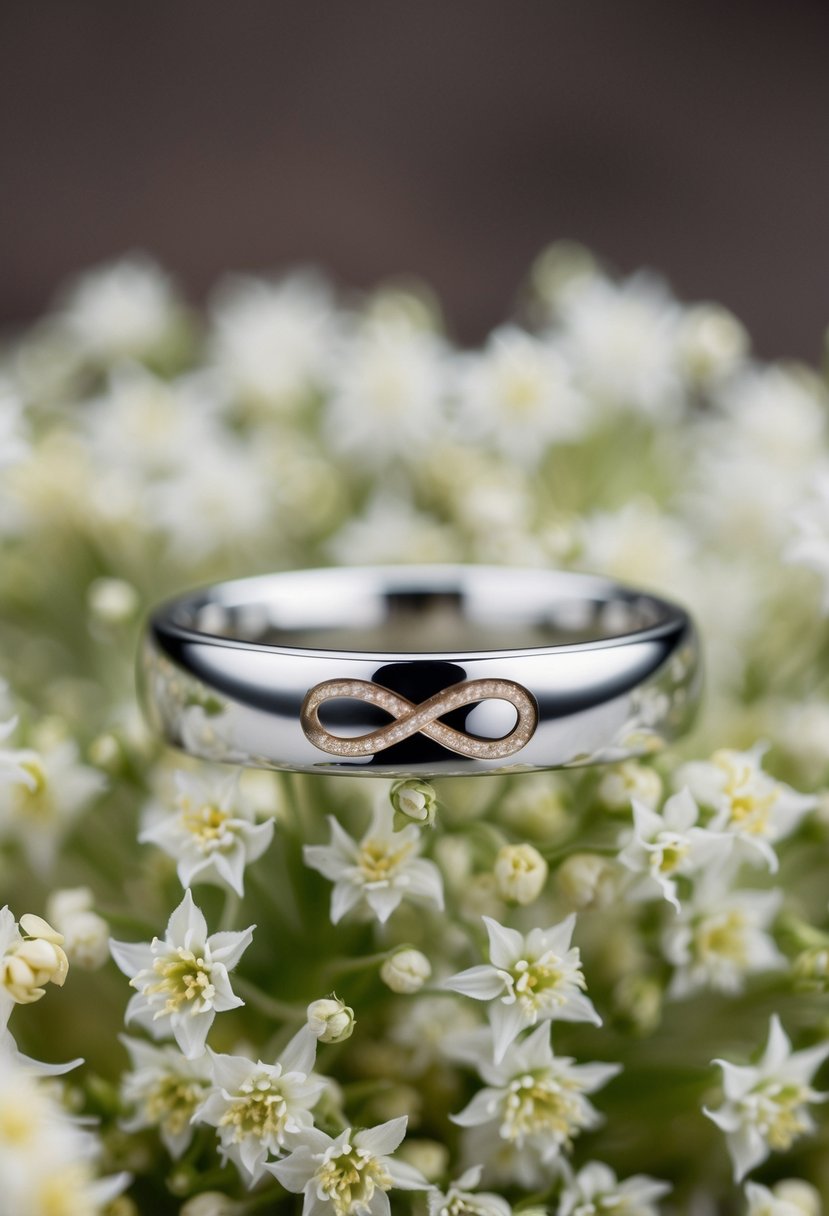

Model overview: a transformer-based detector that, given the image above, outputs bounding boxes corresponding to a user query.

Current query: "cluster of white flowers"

[1,246,829,1210]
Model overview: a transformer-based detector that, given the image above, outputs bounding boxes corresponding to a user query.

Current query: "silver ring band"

[138,564,702,777]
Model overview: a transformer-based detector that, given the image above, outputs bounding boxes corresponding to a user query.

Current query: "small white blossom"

[140,768,274,897]
[0,909,68,1026]
[381,948,431,994]
[307,996,356,1044]
[120,1035,212,1159]
[267,1115,429,1216]
[559,272,683,419]
[329,491,460,565]
[60,253,181,361]
[678,303,748,385]
[451,1024,620,1163]
[676,745,815,871]
[493,843,548,906]
[579,499,694,594]
[444,914,600,1063]
[558,1159,670,1216]
[786,468,829,611]
[662,870,785,997]
[427,1164,511,1216]
[194,1028,325,1186]
[454,326,585,464]
[556,852,619,911]
[303,801,444,925]
[617,788,728,910]
[0,737,106,873]
[704,1014,829,1181]
[210,272,336,410]
[323,314,449,467]
[744,1179,822,1216]
[109,889,254,1059]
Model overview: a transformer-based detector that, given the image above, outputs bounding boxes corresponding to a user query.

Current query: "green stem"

[233,975,307,1021]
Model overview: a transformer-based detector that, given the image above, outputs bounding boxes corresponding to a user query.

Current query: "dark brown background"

[1,1,828,357]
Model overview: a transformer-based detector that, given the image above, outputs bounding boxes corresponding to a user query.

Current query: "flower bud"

[556,852,618,910]
[87,576,139,625]
[179,1193,241,1216]
[792,946,829,992]
[493,842,548,905]
[395,1138,450,1181]
[306,996,355,1044]
[678,303,748,385]
[390,779,437,826]
[46,888,110,970]
[1,915,69,1004]
[770,1181,822,1216]
[598,761,663,812]
[380,948,431,994]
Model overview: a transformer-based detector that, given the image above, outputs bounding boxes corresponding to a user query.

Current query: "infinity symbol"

[300,677,538,759]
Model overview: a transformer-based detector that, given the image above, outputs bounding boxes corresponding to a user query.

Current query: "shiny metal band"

[138,564,702,777]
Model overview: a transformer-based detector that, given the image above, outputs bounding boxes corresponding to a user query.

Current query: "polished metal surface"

[138,564,702,776]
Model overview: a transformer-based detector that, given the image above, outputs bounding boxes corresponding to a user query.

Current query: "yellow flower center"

[144,947,215,1015]
[35,1164,101,1216]
[219,1074,289,1144]
[505,952,581,1018]
[651,835,690,875]
[501,1071,584,1145]
[316,1145,392,1216]
[144,1074,206,1134]
[501,369,542,416]
[181,801,232,851]
[716,753,777,835]
[695,911,748,964]
[744,1082,812,1151]
[358,837,413,885]
[14,759,53,820]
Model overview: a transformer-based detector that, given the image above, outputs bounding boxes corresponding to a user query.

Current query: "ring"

[138,564,702,777]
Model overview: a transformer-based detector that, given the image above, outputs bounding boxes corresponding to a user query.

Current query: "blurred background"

[1,0,828,358]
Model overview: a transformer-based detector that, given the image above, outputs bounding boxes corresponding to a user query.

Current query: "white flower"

[558,1160,670,1216]
[267,1115,429,1216]
[140,768,274,897]
[745,1179,822,1216]
[194,1027,324,1186]
[0,909,68,1027]
[558,272,683,419]
[60,253,180,361]
[678,303,748,386]
[453,326,585,464]
[579,499,694,594]
[328,492,460,565]
[109,889,254,1059]
[307,997,356,1044]
[617,788,728,910]
[444,914,599,1062]
[704,1014,829,1181]
[786,468,829,611]
[676,745,815,871]
[381,949,431,994]
[451,1024,620,1162]
[322,314,449,467]
[556,853,619,911]
[145,435,275,560]
[0,385,29,471]
[46,886,109,970]
[427,1164,511,1216]
[662,870,785,998]
[120,1035,212,1159]
[84,364,224,483]
[0,737,106,873]
[598,761,662,811]
[303,801,444,925]
[493,844,548,906]
[210,272,336,410]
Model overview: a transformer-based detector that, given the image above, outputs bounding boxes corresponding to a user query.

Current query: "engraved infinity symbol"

[300,677,538,759]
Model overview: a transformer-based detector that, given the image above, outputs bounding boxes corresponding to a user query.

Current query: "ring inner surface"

[182,577,669,654]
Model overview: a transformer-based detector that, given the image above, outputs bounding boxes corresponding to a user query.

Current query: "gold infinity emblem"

[300,677,538,759]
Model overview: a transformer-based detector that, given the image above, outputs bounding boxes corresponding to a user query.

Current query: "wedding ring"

[139,564,701,777]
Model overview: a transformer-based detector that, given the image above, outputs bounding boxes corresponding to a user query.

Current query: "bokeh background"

[2,0,829,356]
